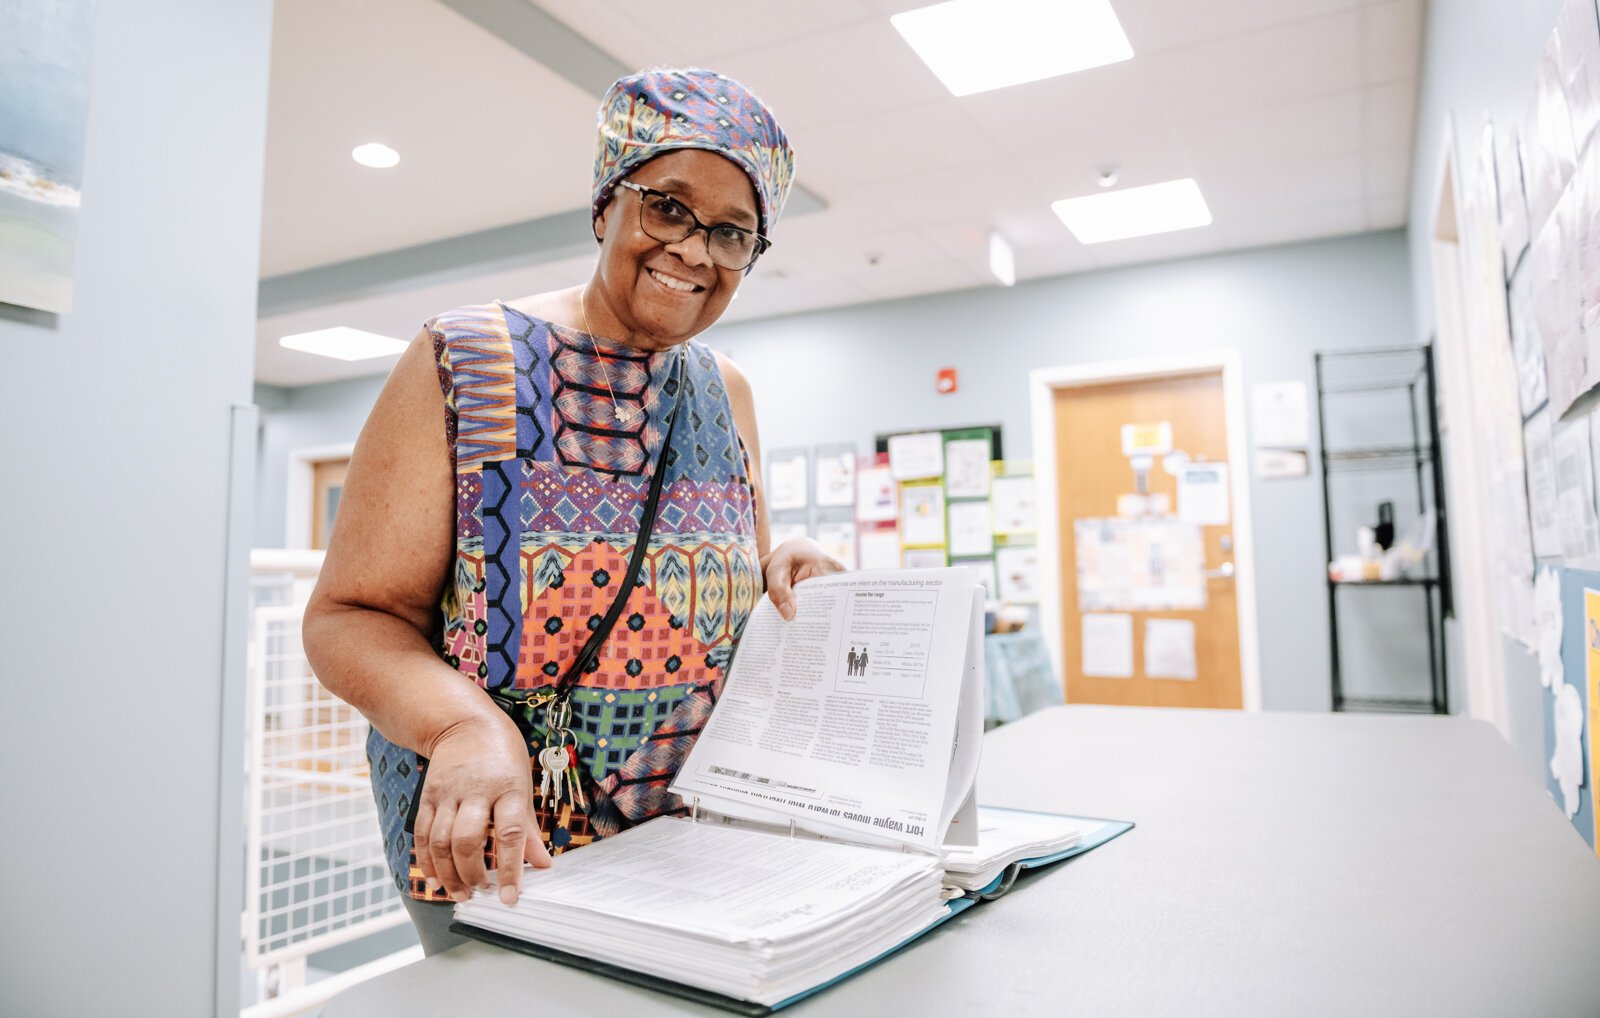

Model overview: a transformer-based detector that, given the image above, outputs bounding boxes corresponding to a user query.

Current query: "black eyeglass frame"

[615,179,772,271]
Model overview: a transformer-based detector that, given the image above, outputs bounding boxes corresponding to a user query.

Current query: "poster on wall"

[1533,189,1596,419]
[1498,124,1533,270]
[995,545,1041,603]
[947,500,994,558]
[1074,518,1206,612]
[856,462,898,522]
[814,447,856,508]
[943,438,993,498]
[1526,34,1579,232]
[888,431,944,480]
[1527,408,1564,559]
[991,475,1038,534]
[899,483,947,547]
[767,448,809,512]
[0,0,97,313]
[1508,265,1551,416]
[1557,0,1600,154]
[1554,417,1600,566]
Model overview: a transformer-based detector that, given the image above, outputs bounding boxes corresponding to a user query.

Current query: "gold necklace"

[577,288,677,426]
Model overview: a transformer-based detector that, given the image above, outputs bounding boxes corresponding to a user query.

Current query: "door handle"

[1205,562,1235,580]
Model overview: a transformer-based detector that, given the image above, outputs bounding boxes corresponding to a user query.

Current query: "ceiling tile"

[1112,0,1363,55]
[863,157,1061,226]
[788,97,993,188]
[1201,151,1365,219]
[957,58,1174,159]
[1362,0,1425,86]
[1222,199,1367,251]
[1082,224,1226,268]
[1364,80,1419,151]
[1143,11,1364,121]
[1179,90,1364,175]
[1363,146,1413,194]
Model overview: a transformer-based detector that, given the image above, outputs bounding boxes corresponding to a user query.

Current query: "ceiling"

[255,0,1425,387]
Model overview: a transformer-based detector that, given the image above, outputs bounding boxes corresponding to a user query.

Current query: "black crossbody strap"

[555,351,686,695]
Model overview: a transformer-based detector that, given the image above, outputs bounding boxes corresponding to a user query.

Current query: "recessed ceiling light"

[1051,179,1213,244]
[351,142,400,169]
[988,231,1016,287]
[279,326,408,361]
[891,0,1133,97]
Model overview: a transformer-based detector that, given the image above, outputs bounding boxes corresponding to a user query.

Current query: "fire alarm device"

[936,368,958,394]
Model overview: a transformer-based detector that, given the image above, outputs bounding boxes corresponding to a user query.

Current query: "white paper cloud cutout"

[1550,681,1585,819]
[1535,567,1563,689]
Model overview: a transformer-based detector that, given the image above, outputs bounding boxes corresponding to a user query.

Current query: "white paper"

[1553,416,1600,566]
[900,485,946,547]
[1076,518,1207,611]
[1080,613,1133,678]
[1120,420,1172,457]
[902,547,948,569]
[815,520,857,570]
[856,464,898,522]
[1256,448,1309,479]
[1558,0,1600,152]
[767,451,809,511]
[1509,265,1550,417]
[1251,381,1309,448]
[1498,122,1533,269]
[1177,462,1230,526]
[888,431,944,481]
[943,439,992,498]
[1536,566,1565,688]
[995,545,1041,603]
[990,476,1037,533]
[858,528,901,570]
[1143,618,1198,680]
[1526,35,1579,231]
[672,569,981,850]
[1538,185,1599,419]
[1551,681,1585,818]
[814,450,856,508]
[947,500,993,557]
[1526,409,1562,558]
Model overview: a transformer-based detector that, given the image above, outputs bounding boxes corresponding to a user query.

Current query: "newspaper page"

[672,568,982,851]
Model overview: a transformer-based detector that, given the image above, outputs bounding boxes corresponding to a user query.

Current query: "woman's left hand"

[762,538,846,621]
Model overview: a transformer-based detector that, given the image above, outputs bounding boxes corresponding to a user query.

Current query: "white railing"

[242,549,414,1016]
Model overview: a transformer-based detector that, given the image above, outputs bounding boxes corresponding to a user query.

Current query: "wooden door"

[1053,371,1242,708]
[311,458,349,550]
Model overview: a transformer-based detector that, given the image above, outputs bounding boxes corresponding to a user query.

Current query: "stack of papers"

[940,807,1101,891]
[455,816,948,1009]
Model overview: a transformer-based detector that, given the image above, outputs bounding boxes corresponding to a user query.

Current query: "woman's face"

[592,148,761,350]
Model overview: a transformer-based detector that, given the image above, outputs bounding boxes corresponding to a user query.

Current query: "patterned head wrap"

[592,68,795,239]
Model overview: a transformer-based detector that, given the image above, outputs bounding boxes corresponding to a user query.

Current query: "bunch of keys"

[537,698,588,811]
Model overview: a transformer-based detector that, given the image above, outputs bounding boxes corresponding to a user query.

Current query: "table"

[323,706,1600,1017]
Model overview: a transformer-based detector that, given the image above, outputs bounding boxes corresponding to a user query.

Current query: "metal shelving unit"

[1314,345,1452,714]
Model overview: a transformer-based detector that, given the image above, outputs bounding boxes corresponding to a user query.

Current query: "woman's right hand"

[411,712,553,905]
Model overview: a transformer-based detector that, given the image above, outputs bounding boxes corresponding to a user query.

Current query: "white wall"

[1407,0,1566,777]
[0,0,274,1013]
[256,230,1424,714]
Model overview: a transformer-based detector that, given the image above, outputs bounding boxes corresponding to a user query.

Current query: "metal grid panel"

[243,585,407,969]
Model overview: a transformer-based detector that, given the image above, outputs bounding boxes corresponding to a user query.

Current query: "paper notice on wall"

[1526,34,1579,231]
[943,439,992,498]
[1251,381,1309,448]
[1558,0,1600,152]
[952,558,997,598]
[1121,421,1172,457]
[1537,566,1565,688]
[1509,265,1550,417]
[767,450,809,511]
[990,476,1037,533]
[1143,618,1198,680]
[902,547,948,569]
[1498,123,1533,269]
[1080,613,1133,678]
[1542,175,1600,419]
[814,450,856,508]
[1527,409,1563,558]
[815,520,857,570]
[947,500,993,558]
[856,464,898,522]
[1554,416,1600,566]
[995,546,1041,603]
[1177,462,1230,526]
[888,431,945,480]
[900,484,946,547]
[858,528,901,571]
[1075,518,1206,611]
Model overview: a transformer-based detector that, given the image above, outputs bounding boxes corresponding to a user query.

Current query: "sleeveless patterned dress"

[366,301,761,901]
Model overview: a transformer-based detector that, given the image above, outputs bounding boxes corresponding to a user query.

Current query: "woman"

[302,68,843,954]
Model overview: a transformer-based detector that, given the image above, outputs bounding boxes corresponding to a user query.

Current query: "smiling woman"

[299,68,848,957]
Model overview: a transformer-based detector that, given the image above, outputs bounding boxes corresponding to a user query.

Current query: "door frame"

[1029,349,1263,711]
[285,442,355,549]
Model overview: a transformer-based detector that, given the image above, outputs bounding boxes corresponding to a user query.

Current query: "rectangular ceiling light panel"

[1051,179,1213,244]
[892,0,1133,97]
[279,326,409,361]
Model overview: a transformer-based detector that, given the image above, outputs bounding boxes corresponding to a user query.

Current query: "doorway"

[1031,353,1262,710]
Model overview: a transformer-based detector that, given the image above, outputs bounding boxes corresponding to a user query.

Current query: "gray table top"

[322,705,1600,1017]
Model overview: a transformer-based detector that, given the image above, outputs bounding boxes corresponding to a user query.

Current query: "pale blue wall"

[0,0,274,1012]
[1407,0,1568,779]
[256,230,1422,713]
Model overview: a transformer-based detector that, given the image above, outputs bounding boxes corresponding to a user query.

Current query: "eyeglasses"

[616,180,771,271]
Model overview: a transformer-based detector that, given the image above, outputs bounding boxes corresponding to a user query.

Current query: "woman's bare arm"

[302,330,549,904]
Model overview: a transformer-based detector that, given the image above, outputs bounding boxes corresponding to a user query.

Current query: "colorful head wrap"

[592,68,795,239]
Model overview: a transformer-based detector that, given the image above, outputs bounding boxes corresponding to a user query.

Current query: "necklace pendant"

[613,405,629,423]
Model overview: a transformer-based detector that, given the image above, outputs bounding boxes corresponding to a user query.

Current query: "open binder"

[450,569,1133,1012]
